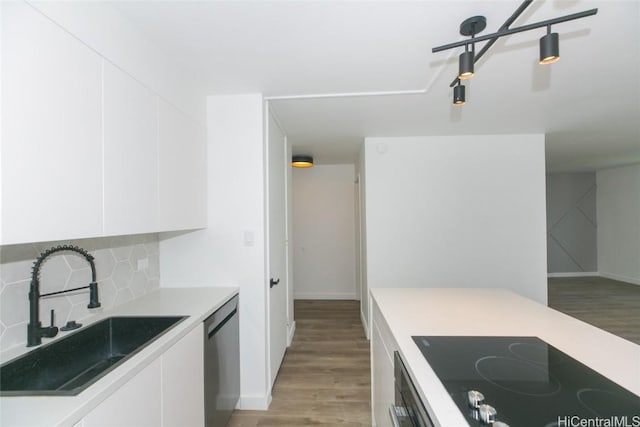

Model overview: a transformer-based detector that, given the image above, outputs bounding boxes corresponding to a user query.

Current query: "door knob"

[270,278,280,288]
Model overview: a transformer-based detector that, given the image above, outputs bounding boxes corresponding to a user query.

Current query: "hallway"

[228,300,371,426]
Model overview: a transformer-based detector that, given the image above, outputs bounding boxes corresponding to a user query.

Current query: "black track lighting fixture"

[432,0,597,105]
[539,26,560,64]
[453,82,466,106]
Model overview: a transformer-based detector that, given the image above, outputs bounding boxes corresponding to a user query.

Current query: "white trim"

[293,292,357,300]
[361,307,370,340]
[237,394,272,410]
[265,46,457,102]
[599,271,640,286]
[287,321,296,347]
[265,89,425,101]
[547,272,599,278]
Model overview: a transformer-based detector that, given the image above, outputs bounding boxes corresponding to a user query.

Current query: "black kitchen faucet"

[27,245,101,347]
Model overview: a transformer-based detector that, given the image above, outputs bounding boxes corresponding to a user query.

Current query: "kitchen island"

[0,286,238,427]
[371,288,640,427]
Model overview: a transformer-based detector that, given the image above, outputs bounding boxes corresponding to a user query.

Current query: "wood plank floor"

[548,276,640,345]
[227,300,371,427]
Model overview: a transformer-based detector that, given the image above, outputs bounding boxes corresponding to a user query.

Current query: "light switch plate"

[243,230,255,247]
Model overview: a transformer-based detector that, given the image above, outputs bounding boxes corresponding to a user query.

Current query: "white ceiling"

[112,0,639,172]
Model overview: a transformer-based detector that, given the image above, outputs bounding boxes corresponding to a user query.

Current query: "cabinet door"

[83,359,162,427]
[103,62,158,235]
[1,1,103,245]
[162,324,204,427]
[371,311,395,427]
[158,100,207,231]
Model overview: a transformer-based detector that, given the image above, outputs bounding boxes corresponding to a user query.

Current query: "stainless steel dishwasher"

[204,294,239,427]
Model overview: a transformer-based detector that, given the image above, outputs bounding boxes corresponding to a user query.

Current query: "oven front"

[391,351,435,427]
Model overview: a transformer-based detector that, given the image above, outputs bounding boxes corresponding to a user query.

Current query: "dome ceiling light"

[291,155,314,168]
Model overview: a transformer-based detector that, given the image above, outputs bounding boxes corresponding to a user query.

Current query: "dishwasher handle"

[389,405,410,427]
[207,308,237,338]
[389,405,401,427]
[205,296,239,339]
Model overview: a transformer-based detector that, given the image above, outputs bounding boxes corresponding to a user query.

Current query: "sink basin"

[0,316,187,396]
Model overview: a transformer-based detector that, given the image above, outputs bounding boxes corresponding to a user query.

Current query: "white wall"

[292,164,357,299]
[363,135,548,318]
[159,94,270,409]
[596,163,640,285]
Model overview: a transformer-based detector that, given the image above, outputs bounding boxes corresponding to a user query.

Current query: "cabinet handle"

[389,404,405,427]
[269,278,280,288]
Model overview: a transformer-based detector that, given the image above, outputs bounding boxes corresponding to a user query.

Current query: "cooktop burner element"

[412,336,640,427]
[475,356,561,396]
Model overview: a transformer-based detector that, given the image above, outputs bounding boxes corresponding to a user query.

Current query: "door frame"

[264,101,294,388]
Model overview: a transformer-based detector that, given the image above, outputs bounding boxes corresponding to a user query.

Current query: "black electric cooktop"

[412,336,640,427]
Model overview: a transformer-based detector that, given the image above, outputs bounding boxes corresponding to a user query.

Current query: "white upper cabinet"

[1,2,103,245]
[103,62,159,235]
[158,100,207,231]
[0,2,207,245]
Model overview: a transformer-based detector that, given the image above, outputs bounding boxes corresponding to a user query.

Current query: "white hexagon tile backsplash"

[0,234,160,352]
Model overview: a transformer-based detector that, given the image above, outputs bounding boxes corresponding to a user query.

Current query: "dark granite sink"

[0,316,187,396]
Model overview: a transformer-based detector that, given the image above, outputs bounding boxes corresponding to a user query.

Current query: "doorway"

[291,164,358,301]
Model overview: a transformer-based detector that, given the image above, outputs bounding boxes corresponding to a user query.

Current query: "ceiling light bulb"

[459,50,475,79]
[539,31,560,64]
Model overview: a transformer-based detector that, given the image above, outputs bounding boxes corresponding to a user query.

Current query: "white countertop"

[0,286,239,427]
[371,287,640,427]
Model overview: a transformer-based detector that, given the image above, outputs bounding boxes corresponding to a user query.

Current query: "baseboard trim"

[547,271,640,285]
[599,271,640,286]
[547,272,599,278]
[294,292,357,300]
[237,394,271,410]
[360,308,370,340]
[287,321,296,347]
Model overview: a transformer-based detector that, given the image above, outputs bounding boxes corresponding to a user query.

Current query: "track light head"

[459,50,475,79]
[539,31,560,64]
[453,83,466,105]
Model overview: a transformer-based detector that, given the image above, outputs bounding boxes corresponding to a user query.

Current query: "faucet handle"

[42,309,59,338]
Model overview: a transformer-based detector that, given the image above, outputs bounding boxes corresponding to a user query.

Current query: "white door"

[267,108,288,386]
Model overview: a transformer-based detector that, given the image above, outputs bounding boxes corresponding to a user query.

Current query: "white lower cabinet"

[371,302,397,427]
[81,325,203,427]
[83,359,162,427]
[162,323,204,427]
